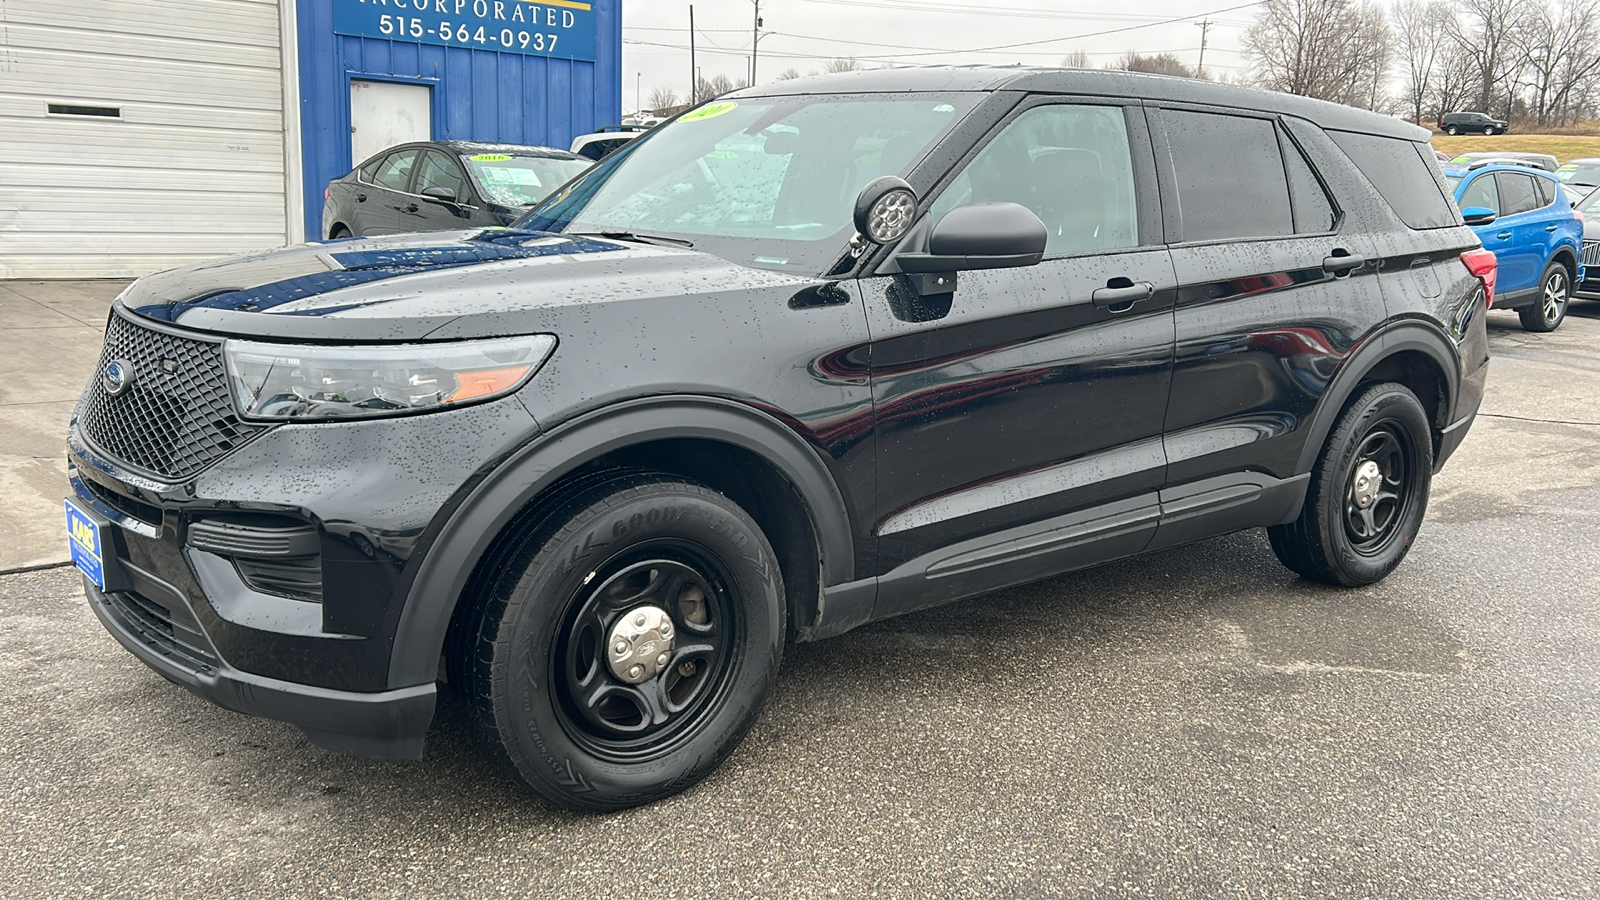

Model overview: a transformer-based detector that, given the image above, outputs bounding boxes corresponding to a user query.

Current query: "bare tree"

[1061,49,1092,68]
[1246,0,1393,108]
[1516,0,1600,125]
[1447,0,1531,115]
[1392,0,1454,122]
[1114,51,1195,77]
[647,87,679,110]
[695,73,746,100]
[824,57,863,73]
[776,67,803,81]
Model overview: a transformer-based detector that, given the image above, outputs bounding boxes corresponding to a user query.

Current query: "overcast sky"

[618,0,1262,111]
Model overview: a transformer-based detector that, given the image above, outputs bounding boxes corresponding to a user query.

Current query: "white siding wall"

[0,0,287,278]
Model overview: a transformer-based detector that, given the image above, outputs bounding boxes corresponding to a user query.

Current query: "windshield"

[1558,163,1600,185]
[464,154,592,206]
[518,93,981,273]
[1577,185,1600,215]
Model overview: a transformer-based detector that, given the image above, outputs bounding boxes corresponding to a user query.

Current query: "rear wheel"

[1269,383,1433,586]
[451,473,784,811]
[1446,125,1461,135]
[329,225,352,240]
[1519,261,1571,332]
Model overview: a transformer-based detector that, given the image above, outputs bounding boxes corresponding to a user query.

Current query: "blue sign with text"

[333,0,597,62]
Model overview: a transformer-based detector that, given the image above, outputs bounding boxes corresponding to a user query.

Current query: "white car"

[570,125,649,161]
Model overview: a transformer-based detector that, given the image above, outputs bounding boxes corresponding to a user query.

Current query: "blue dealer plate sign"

[333,0,597,62]
[65,498,106,589]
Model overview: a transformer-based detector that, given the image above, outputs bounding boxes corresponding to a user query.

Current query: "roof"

[439,140,583,160]
[730,66,1430,142]
[1442,162,1558,178]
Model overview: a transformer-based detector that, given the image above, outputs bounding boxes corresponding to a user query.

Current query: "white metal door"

[350,81,432,168]
[0,0,289,278]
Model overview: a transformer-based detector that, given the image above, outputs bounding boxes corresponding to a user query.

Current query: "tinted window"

[358,157,383,182]
[1459,173,1499,214]
[1280,130,1336,233]
[1496,173,1540,216]
[1532,176,1553,207]
[415,151,470,200]
[372,150,420,191]
[930,104,1140,257]
[1163,110,1292,242]
[1329,131,1459,229]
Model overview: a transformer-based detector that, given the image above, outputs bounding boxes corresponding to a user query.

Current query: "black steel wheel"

[1269,383,1433,586]
[1518,262,1571,333]
[450,472,783,811]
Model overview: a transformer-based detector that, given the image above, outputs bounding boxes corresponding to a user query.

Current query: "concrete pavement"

[0,280,127,571]
[0,299,1597,896]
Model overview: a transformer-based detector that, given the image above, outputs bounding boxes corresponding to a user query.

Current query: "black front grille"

[79,311,266,480]
[103,589,219,675]
[82,476,162,528]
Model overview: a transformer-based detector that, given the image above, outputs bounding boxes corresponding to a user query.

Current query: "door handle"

[1546,224,1559,232]
[1091,281,1154,310]
[355,193,367,202]
[1497,231,1513,240]
[405,203,420,213]
[1322,251,1365,274]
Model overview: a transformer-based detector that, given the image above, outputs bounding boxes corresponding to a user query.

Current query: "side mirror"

[896,202,1048,273]
[1460,205,1497,226]
[422,186,459,204]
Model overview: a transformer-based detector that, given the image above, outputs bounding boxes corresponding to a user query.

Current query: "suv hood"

[118,229,811,341]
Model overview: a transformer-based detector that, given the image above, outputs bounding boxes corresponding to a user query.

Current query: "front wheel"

[451,473,784,811]
[1519,262,1571,332]
[1269,383,1433,586]
[1484,126,1498,135]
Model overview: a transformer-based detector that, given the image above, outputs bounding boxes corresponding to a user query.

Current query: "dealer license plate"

[65,498,105,588]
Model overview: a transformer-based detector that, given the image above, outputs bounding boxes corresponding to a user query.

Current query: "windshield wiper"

[573,230,695,249]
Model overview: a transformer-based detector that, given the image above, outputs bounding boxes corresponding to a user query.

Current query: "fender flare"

[1293,322,1462,475]
[386,396,856,688]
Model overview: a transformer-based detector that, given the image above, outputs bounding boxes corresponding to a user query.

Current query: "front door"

[1494,170,1549,293]
[866,101,1177,619]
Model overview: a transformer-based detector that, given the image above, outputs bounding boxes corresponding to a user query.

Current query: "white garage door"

[0,0,290,279]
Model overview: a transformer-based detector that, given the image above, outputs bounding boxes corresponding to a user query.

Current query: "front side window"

[415,151,470,200]
[1496,173,1540,216]
[372,150,419,192]
[928,104,1140,258]
[521,93,980,273]
[1459,173,1499,214]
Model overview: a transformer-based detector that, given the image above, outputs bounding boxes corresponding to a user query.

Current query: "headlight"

[224,335,557,420]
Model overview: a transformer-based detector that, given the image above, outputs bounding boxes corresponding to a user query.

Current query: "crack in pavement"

[1480,412,1600,427]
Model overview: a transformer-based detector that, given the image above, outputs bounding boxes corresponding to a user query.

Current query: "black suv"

[1439,111,1509,135]
[67,68,1490,811]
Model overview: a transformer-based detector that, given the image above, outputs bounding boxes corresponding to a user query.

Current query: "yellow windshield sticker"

[1451,156,1472,163]
[470,154,513,162]
[681,102,738,122]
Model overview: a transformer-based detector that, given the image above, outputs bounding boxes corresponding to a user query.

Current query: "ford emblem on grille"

[102,360,135,397]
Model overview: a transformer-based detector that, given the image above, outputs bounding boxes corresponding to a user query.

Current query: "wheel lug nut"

[627,664,644,680]
[659,621,672,636]
[656,653,669,668]
[635,613,647,626]
[613,640,629,655]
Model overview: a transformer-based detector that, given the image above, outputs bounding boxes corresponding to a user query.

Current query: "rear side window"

[1329,131,1459,229]
[1280,131,1336,233]
[373,150,420,191]
[1162,110,1293,242]
[1497,173,1540,216]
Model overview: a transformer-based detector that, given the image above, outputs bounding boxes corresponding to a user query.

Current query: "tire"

[329,225,352,240]
[1268,383,1433,586]
[451,473,784,811]
[1518,261,1571,332]
[1446,125,1460,135]
[1484,126,1497,135]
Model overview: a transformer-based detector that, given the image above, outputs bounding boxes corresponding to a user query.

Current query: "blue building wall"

[296,0,622,239]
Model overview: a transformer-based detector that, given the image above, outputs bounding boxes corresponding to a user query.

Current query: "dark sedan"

[322,141,590,239]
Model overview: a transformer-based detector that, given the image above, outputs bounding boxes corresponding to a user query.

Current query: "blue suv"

[1444,162,1583,331]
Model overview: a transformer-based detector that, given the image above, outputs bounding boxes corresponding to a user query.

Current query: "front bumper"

[85,577,435,759]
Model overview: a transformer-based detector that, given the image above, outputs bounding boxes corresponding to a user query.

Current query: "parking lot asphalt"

[2,295,1598,898]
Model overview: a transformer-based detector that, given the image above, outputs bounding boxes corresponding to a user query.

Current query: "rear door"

[865,99,1177,617]
[1146,106,1388,548]
[362,148,421,236]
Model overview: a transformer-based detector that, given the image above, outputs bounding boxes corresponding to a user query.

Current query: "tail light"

[324,186,331,200]
[1460,248,1498,307]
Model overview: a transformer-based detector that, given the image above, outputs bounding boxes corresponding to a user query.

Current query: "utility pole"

[750,0,762,86]
[1195,19,1211,79]
[636,72,641,113]
[689,5,697,104]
